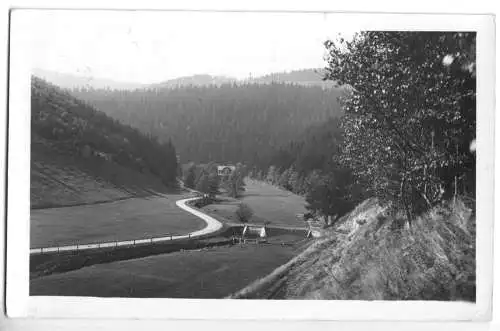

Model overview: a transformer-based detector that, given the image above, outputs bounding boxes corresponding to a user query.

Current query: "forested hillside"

[31,77,179,208]
[70,83,344,167]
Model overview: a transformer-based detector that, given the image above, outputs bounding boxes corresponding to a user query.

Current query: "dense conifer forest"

[70,82,345,168]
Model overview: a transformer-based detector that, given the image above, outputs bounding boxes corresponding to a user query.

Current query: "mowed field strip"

[30,193,222,250]
[202,179,308,228]
[30,243,301,298]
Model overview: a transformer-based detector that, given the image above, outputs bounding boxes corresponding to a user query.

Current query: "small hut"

[240,225,267,243]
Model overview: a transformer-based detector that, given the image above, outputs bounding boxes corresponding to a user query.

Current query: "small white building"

[242,225,267,238]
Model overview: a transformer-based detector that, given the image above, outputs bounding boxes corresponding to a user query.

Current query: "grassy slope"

[30,243,305,298]
[31,192,206,248]
[201,179,307,228]
[31,138,174,209]
[229,198,476,301]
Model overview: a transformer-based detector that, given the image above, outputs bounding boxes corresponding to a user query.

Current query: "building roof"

[217,165,236,171]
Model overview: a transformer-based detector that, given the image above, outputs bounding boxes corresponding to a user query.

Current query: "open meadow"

[202,179,308,228]
[30,242,307,298]
[30,193,206,248]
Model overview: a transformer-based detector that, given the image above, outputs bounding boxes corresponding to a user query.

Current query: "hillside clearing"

[31,139,175,209]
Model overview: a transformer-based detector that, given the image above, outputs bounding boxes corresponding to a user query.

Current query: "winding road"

[29,196,224,255]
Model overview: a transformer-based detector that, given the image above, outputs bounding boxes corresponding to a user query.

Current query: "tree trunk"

[400,175,412,228]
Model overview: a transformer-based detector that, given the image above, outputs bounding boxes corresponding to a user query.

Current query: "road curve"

[29,196,224,255]
[175,197,224,238]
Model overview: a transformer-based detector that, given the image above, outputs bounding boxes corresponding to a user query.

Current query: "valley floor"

[30,193,206,248]
[202,179,308,228]
[30,243,304,298]
[30,178,313,298]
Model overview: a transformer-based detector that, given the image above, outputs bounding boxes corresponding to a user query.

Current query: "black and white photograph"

[4,6,495,323]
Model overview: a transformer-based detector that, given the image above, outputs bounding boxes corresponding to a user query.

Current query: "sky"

[22,10,357,84]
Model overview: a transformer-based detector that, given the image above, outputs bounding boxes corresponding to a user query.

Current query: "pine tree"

[207,173,220,198]
[183,164,196,189]
[224,164,246,198]
[278,168,291,190]
[266,166,277,184]
[195,172,210,193]
[287,167,299,192]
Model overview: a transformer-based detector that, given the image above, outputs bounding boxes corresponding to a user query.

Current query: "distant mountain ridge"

[34,68,333,90]
[247,68,335,87]
[149,69,333,88]
[149,74,237,89]
[32,68,145,90]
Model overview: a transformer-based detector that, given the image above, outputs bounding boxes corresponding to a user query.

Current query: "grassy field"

[31,193,206,248]
[30,236,234,279]
[31,139,174,209]
[202,179,307,228]
[30,242,305,298]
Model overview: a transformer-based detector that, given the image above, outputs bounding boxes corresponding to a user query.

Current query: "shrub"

[235,203,254,223]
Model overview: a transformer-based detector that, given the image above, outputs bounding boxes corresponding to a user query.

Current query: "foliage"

[278,168,292,190]
[266,165,278,184]
[207,173,220,198]
[223,163,247,198]
[304,169,355,225]
[182,162,221,197]
[183,163,196,189]
[31,77,179,186]
[324,32,476,224]
[195,172,210,193]
[235,203,254,223]
[70,82,344,168]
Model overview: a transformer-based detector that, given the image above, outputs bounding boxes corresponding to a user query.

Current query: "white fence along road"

[30,196,224,255]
